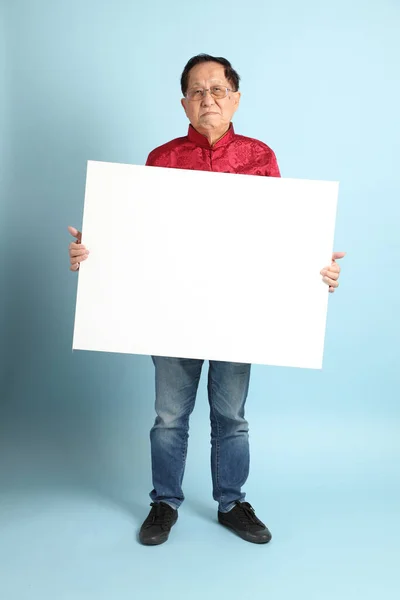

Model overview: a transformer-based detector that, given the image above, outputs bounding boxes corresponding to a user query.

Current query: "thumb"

[332,251,346,261]
[68,226,82,242]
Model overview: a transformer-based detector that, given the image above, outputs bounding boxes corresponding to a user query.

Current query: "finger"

[328,262,341,273]
[323,276,339,288]
[68,226,82,243]
[329,286,335,293]
[332,251,346,261]
[70,254,88,266]
[321,263,340,274]
[70,262,80,272]
[69,242,86,250]
[69,248,89,258]
[321,269,339,281]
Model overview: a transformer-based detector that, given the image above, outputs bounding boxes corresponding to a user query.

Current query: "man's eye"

[212,87,223,92]
[192,89,203,96]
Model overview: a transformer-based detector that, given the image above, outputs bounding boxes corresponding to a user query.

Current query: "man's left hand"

[320,252,346,293]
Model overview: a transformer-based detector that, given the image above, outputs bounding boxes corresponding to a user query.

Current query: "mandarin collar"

[187,123,236,150]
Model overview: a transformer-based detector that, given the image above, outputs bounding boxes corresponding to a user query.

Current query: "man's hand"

[68,226,89,271]
[320,252,346,293]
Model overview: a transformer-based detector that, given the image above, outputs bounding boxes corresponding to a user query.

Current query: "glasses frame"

[185,86,234,101]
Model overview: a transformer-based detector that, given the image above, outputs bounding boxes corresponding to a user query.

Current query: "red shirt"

[146,124,280,177]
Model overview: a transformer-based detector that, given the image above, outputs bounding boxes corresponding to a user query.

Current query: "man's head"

[180,54,241,142]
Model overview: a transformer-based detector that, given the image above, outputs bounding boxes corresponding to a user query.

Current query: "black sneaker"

[139,502,178,546]
[218,501,272,544]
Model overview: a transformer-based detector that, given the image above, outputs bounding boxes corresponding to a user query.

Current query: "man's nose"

[201,90,215,107]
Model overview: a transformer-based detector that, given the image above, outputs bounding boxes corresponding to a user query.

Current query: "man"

[68,54,345,546]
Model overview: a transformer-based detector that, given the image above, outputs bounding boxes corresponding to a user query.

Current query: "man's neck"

[196,125,230,147]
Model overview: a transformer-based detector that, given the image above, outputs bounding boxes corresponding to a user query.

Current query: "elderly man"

[68,54,345,546]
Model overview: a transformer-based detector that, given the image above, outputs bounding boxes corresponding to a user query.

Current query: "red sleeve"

[145,148,170,167]
[145,152,155,166]
[268,150,281,177]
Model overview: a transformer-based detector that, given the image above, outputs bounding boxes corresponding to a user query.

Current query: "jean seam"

[179,416,190,488]
[209,382,223,506]
[177,380,201,492]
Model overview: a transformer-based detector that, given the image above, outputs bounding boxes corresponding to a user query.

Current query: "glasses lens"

[210,86,227,98]
[187,89,203,100]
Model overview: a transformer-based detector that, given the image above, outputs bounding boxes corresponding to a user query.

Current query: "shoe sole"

[219,520,272,544]
[139,533,170,546]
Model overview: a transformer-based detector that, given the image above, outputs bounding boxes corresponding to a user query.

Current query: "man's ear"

[234,91,241,108]
[181,98,188,116]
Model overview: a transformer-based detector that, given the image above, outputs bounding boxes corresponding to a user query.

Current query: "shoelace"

[235,501,264,527]
[144,502,173,530]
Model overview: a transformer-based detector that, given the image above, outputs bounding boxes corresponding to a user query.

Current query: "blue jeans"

[149,357,251,513]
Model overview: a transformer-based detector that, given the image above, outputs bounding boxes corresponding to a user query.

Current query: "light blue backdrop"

[0,1,399,599]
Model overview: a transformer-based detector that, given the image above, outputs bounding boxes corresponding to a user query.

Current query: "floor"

[0,418,399,600]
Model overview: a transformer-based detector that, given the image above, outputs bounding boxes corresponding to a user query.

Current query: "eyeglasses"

[185,86,234,101]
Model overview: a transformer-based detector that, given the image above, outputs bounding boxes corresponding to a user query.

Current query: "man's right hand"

[68,226,89,271]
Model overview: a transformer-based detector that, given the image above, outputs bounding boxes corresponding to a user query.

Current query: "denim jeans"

[149,356,251,513]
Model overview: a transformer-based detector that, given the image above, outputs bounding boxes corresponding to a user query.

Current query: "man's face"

[181,62,241,134]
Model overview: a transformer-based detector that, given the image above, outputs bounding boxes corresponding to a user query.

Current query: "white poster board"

[73,161,338,369]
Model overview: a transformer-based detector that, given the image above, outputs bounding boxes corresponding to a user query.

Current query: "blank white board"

[73,161,338,369]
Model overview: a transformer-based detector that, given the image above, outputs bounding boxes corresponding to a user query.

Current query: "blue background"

[1,1,399,599]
